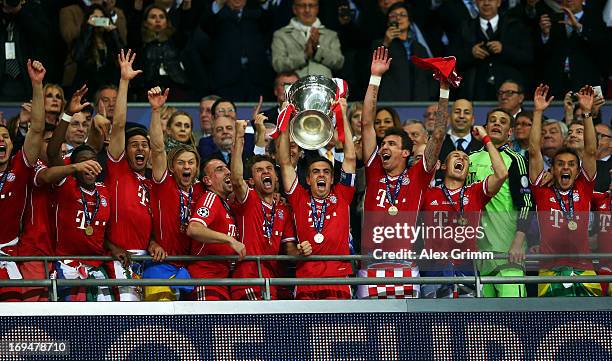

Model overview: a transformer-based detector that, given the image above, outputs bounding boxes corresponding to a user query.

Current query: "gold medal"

[388,205,398,216]
[85,226,94,236]
[457,217,468,226]
[314,233,324,243]
[568,220,577,231]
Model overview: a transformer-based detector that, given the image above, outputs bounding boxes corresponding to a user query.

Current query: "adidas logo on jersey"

[430,200,438,206]
[601,204,608,210]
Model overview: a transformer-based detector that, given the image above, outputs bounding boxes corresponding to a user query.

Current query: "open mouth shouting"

[380,150,392,163]
[316,178,326,192]
[0,144,7,159]
[262,175,273,190]
[181,170,192,184]
[224,175,232,188]
[134,154,146,167]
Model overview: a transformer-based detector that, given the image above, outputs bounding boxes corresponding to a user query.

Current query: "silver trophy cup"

[287,75,337,150]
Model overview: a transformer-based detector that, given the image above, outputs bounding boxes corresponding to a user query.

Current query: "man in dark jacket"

[449,0,533,100]
[0,0,51,101]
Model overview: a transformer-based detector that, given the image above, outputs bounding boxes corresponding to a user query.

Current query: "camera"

[91,16,110,27]
[389,21,399,28]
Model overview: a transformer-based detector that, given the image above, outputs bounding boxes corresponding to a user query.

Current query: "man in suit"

[536,0,608,98]
[438,0,480,44]
[435,98,482,184]
[440,98,482,161]
[271,0,344,78]
[201,0,274,101]
[449,0,533,100]
[198,99,256,163]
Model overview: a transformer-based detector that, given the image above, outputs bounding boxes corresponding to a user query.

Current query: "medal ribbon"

[441,184,466,218]
[384,168,407,208]
[80,187,101,228]
[178,186,193,228]
[261,200,276,239]
[552,186,575,222]
[0,169,9,195]
[309,192,327,234]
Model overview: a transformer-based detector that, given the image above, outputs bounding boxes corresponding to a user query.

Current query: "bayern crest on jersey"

[329,195,337,204]
[277,209,284,220]
[462,196,469,205]
[101,197,108,207]
[572,191,580,202]
[196,207,209,218]
[6,173,15,182]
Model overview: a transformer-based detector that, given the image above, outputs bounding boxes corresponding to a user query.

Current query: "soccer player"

[592,180,611,296]
[230,117,298,300]
[0,60,45,301]
[358,47,448,299]
[145,87,204,301]
[277,97,355,300]
[467,109,533,298]
[104,50,152,301]
[421,126,508,298]
[186,156,245,301]
[529,84,601,297]
[53,144,114,301]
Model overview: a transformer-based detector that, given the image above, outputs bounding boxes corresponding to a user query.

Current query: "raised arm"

[362,46,391,161]
[23,60,46,165]
[109,49,143,159]
[148,87,169,182]
[47,84,91,166]
[37,160,102,185]
[529,84,553,183]
[576,86,596,179]
[277,116,297,192]
[473,126,508,195]
[339,98,355,174]
[231,120,249,202]
[253,113,267,149]
[423,80,450,172]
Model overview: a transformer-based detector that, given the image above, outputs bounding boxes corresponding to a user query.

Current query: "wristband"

[439,88,450,98]
[583,112,592,118]
[60,112,73,123]
[482,135,491,146]
[369,75,381,86]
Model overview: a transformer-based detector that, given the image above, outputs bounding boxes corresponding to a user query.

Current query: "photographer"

[449,0,532,100]
[536,0,607,98]
[373,2,436,101]
[59,0,127,89]
[0,0,51,101]
[73,4,125,95]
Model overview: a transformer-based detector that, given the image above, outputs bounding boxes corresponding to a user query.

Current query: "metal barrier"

[1,254,611,300]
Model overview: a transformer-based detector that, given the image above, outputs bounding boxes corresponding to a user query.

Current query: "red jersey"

[54,177,111,267]
[189,190,238,277]
[106,151,153,251]
[19,162,55,256]
[232,188,296,279]
[287,174,355,277]
[421,180,491,264]
[151,171,204,260]
[362,148,434,255]
[592,191,611,268]
[531,169,595,270]
[0,151,34,253]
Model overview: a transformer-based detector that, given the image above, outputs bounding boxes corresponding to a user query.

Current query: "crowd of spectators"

[1,0,611,102]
